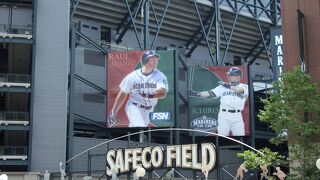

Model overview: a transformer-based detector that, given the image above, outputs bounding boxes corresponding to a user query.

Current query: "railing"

[0,146,28,160]
[0,24,32,35]
[0,146,27,156]
[251,71,273,81]
[0,73,31,83]
[0,73,31,88]
[0,111,29,125]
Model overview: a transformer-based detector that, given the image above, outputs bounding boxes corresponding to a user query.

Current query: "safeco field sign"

[106,143,216,175]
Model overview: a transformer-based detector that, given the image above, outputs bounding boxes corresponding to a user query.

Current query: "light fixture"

[0,174,8,180]
[135,166,146,177]
[316,158,320,170]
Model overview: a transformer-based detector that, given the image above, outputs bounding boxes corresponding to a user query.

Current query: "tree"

[237,148,285,169]
[259,67,320,179]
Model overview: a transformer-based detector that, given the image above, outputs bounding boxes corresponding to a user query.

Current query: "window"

[234,56,241,66]
[83,94,104,104]
[84,49,105,67]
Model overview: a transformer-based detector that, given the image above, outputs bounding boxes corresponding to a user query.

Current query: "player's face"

[228,75,241,83]
[145,56,159,69]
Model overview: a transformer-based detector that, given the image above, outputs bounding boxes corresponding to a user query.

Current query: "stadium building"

[0,0,291,179]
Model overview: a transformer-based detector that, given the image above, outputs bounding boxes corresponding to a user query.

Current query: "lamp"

[316,158,320,170]
[0,174,8,180]
[135,166,146,178]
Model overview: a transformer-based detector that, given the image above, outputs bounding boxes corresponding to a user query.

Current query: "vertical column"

[215,0,220,65]
[30,0,70,172]
[143,0,149,49]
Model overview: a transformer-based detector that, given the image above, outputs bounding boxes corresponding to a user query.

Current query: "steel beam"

[0,37,33,44]
[150,0,171,49]
[214,0,220,65]
[75,30,107,54]
[187,0,216,65]
[0,87,31,93]
[248,38,270,66]
[70,0,81,19]
[244,30,270,61]
[143,0,149,49]
[74,113,105,128]
[117,0,144,49]
[75,74,106,94]
[116,0,141,32]
[0,125,29,130]
[0,159,28,166]
[221,2,247,64]
[185,9,214,48]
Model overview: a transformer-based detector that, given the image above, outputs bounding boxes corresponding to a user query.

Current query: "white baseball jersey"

[120,68,168,106]
[210,83,248,136]
[211,83,248,110]
[119,68,168,127]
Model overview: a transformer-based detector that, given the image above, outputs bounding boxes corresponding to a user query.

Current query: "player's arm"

[199,90,216,98]
[140,87,167,99]
[142,75,168,99]
[218,81,246,94]
[111,91,128,114]
[153,87,167,99]
[230,86,244,94]
[189,90,216,98]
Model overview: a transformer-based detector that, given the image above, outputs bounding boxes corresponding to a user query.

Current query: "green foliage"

[259,68,320,144]
[237,148,285,169]
[258,67,320,178]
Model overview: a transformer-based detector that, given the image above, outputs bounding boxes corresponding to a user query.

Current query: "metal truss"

[70,0,280,63]
[186,0,279,65]
[116,0,144,47]
[116,0,172,50]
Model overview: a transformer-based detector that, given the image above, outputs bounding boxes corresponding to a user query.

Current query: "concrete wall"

[30,0,69,172]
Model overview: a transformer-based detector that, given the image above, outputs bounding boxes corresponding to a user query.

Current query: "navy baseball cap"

[227,67,242,76]
[141,50,160,65]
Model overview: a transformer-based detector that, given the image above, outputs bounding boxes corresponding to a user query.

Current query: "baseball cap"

[142,50,160,60]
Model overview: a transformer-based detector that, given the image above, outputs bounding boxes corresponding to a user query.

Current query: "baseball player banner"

[107,50,175,128]
[188,66,250,136]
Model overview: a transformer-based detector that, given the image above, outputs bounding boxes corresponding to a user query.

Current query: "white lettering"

[192,144,202,170]
[181,144,192,168]
[277,56,283,66]
[106,149,116,176]
[277,46,283,55]
[167,146,176,167]
[115,149,124,174]
[141,147,151,169]
[124,149,132,172]
[151,146,164,168]
[275,35,283,45]
[201,143,216,171]
[106,143,217,175]
[131,148,142,170]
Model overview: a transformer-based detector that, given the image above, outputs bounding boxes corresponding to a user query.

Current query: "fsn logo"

[150,112,170,120]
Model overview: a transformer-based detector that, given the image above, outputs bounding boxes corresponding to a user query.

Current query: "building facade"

[0,0,284,179]
[282,0,320,86]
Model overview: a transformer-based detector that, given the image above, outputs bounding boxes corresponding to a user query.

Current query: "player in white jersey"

[108,50,168,127]
[194,67,248,136]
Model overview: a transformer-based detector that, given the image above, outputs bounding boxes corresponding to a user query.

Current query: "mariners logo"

[190,116,218,131]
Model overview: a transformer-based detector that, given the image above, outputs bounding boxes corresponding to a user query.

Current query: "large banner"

[270,27,284,81]
[107,50,175,128]
[188,66,250,136]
